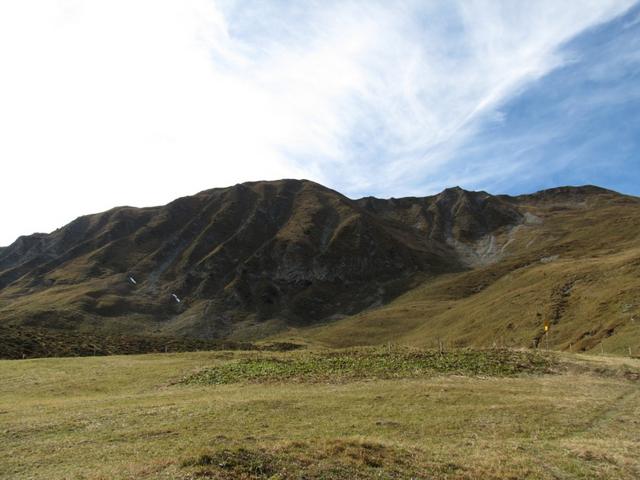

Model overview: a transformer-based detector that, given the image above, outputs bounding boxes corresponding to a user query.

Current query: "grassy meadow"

[1,347,639,479]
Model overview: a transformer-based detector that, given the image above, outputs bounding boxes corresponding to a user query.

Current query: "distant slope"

[1,180,639,355]
[285,187,640,354]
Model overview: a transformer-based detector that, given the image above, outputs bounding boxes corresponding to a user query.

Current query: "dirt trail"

[576,387,639,435]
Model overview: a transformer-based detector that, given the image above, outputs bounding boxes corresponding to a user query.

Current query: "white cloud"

[0,0,634,245]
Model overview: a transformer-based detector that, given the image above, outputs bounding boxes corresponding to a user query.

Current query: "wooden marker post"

[543,320,550,351]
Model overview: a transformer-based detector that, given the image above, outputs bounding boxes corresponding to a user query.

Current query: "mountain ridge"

[2,181,626,247]
[1,179,639,356]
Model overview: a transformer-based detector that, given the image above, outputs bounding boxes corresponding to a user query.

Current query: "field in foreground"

[1,348,639,479]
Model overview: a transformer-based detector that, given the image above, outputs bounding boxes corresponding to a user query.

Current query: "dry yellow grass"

[1,349,638,479]
[279,196,640,355]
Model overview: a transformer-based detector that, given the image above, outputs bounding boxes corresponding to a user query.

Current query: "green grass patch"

[1,350,638,479]
[182,347,556,385]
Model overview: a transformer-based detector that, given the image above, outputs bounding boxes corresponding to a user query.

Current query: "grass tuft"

[180,440,430,479]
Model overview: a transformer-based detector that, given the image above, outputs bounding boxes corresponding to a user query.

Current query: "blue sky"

[422,2,640,197]
[0,0,638,245]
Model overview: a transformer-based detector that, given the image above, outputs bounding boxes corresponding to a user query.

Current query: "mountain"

[292,185,640,355]
[1,180,639,356]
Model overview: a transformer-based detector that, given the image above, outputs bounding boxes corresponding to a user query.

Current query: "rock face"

[0,179,626,340]
[357,186,522,243]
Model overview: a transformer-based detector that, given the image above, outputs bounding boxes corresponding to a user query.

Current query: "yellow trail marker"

[543,320,550,350]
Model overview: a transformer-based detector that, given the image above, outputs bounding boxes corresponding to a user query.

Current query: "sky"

[0,0,639,246]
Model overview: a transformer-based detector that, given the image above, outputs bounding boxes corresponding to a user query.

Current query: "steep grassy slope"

[0,180,468,337]
[281,188,640,354]
[1,349,638,479]
[1,181,638,355]
[0,180,523,342]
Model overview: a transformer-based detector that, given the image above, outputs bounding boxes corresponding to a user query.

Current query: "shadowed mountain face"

[1,180,638,350]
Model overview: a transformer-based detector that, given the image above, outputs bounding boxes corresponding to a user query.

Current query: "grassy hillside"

[279,191,640,354]
[0,179,464,338]
[1,348,638,479]
[1,182,639,357]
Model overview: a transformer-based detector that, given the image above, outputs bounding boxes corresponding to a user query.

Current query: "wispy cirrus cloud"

[0,0,636,245]
[433,2,640,196]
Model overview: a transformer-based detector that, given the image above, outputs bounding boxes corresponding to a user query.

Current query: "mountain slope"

[288,186,640,354]
[1,180,639,355]
[0,180,473,338]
